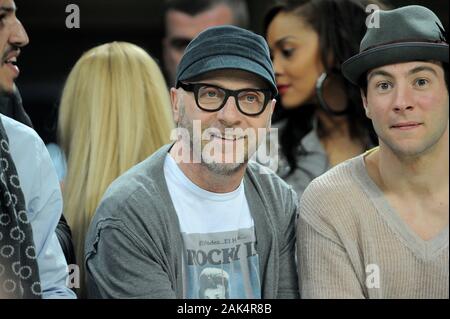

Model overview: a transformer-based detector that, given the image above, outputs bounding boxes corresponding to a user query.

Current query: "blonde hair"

[58,42,174,294]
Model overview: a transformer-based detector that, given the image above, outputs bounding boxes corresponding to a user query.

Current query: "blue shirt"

[1,114,76,299]
[46,143,67,182]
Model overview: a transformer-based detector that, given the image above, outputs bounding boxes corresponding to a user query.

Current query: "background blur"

[15,0,449,144]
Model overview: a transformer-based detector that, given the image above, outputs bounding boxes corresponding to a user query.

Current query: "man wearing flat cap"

[297,5,448,298]
[85,25,299,299]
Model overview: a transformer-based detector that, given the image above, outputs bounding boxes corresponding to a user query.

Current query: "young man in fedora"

[297,5,448,298]
[85,25,299,299]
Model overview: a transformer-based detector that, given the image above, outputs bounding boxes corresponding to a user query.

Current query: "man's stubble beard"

[177,100,247,176]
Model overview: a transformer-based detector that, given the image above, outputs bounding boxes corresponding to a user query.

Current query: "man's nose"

[216,96,242,126]
[10,18,29,48]
[392,84,414,113]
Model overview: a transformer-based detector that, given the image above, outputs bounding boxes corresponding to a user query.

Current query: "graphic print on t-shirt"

[163,153,261,299]
[181,227,261,299]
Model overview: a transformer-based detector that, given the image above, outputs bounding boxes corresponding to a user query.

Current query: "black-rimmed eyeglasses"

[178,82,273,116]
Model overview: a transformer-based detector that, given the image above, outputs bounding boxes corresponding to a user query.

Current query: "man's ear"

[360,89,371,119]
[170,87,181,124]
[269,98,276,117]
[266,99,276,128]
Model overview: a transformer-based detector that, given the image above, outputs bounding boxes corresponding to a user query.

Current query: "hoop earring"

[315,72,349,116]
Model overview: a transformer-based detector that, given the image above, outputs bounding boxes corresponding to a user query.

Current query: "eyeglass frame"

[177,82,273,116]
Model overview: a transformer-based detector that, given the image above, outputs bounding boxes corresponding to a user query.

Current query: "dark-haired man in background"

[162,0,249,85]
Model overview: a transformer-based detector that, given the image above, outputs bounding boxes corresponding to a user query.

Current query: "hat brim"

[177,55,278,96]
[342,42,449,85]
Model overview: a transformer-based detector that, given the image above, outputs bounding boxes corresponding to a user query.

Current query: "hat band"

[363,38,448,52]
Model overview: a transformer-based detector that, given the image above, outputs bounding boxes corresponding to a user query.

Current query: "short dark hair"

[164,0,249,29]
[198,268,230,298]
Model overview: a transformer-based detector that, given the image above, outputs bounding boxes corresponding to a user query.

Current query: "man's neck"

[169,142,247,193]
[367,131,449,197]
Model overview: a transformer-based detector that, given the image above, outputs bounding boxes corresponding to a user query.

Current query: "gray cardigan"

[85,144,299,299]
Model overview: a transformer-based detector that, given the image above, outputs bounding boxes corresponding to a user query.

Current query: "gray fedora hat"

[175,25,278,96]
[342,5,448,85]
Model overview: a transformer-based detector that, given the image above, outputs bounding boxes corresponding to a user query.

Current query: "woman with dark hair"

[265,0,387,197]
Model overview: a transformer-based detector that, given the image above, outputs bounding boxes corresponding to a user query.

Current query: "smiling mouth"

[3,57,17,66]
[211,135,245,141]
[2,47,20,66]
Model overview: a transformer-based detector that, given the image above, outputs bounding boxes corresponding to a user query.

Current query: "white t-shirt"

[164,154,261,299]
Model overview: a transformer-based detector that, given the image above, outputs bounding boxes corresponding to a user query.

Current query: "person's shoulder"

[102,159,159,209]
[86,146,172,250]
[305,156,362,195]
[0,114,48,166]
[247,160,296,196]
[94,146,170,220]
[1,114,41,145]
[246,160,298,220]
[300,155,369,221]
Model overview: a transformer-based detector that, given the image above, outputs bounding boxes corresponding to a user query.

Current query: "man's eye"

[415,78,429,87]
[200,87,221,99]
[244,94,258,103]
[376,82,392,91]
[169,38,191,51]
